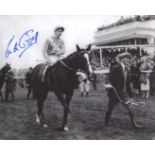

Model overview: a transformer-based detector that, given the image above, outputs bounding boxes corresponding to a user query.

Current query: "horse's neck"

[63,54,78,71]
[1,67,8,74]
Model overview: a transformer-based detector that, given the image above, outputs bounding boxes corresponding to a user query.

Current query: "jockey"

[43,26,65,66]
[42,26,66,82]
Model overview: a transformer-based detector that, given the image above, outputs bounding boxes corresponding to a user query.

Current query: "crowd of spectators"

[109,51,155,98]
[91,48,155,98]
[97,15,155,31]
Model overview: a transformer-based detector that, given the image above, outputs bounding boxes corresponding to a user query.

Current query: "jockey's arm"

[43,39,53,63]
[55,41,65,56]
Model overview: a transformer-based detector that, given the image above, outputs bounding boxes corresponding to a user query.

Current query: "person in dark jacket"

[5,70,16,102]
[130,60,141,94]
[105,53,142,128]
[26,67,34,99]
[150,64,155,95]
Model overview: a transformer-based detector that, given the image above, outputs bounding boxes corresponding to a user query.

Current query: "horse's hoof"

[64,126,69,132]
[36,115,40,124]
[43,124,48,128]
[58,126,69,132]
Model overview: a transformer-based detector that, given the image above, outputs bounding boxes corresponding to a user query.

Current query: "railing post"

[99,48,103,67]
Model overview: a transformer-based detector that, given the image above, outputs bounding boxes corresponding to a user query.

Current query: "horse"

[31,44,93,131]
[0,63,11,102]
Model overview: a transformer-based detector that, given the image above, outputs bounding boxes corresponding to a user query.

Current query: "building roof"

[94,20,155,46]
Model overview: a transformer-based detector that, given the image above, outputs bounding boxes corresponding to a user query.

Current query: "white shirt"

[76,72,87,82]
[120,62,127,92]
[120,62,126,72]
[43,36,65,62]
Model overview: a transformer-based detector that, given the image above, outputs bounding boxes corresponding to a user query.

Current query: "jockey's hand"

[129,98,133,103]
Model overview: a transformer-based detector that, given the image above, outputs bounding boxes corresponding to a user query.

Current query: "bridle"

[60,51,92,74]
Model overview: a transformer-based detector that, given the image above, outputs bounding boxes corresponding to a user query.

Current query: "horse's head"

[74,44,93,76]
[0,63,11,74]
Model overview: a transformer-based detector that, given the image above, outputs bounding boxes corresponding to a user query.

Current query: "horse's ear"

[76,44,81,52]
[86,44,91,51]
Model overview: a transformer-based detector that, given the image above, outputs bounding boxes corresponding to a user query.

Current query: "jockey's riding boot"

[41,65,50,82]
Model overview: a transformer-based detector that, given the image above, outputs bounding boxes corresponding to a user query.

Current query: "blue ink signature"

[5,29,39,58]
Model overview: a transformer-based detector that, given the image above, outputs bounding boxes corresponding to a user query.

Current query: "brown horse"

[31,45,92,131]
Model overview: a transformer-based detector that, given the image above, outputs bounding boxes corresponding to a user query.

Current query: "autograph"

[5,29,39,58]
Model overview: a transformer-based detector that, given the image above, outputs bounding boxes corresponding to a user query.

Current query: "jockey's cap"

[54,26,65,32]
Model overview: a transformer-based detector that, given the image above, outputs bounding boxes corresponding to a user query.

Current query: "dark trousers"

[27,87,35,99]
[5,89,14,101]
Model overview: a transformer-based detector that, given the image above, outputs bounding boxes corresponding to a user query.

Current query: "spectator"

[77,71,90,97]
[150,64,155,95]
[25,67,35,99]
[5,70,16,102]
[140,56,153,98]
[130,60,141,94]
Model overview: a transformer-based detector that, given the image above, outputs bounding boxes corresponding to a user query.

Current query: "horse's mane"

[61,49,86,62]
[0,65,7,73]
[62,51,77,62]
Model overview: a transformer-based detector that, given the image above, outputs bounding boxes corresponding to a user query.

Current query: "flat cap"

[54,26,65,32]
[118,53,131,59]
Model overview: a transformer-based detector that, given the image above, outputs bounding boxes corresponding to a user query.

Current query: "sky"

[0,15,124,69]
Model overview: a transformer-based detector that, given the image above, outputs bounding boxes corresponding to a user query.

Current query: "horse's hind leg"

[36,91,48,127]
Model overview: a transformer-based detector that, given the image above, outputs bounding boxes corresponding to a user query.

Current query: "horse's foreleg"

[55,92,66,130]
[62,104,70,132]
[55,91,73,131]
[62,91,73,131]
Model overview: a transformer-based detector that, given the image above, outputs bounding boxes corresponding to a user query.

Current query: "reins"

[104,83,146,108]
[59,51,91,73]
[60,60,77,72]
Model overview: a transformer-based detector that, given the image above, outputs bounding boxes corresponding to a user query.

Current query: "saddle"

[39,64,56,83]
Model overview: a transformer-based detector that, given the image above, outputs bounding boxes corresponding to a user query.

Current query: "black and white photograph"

[0,15,155,140]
